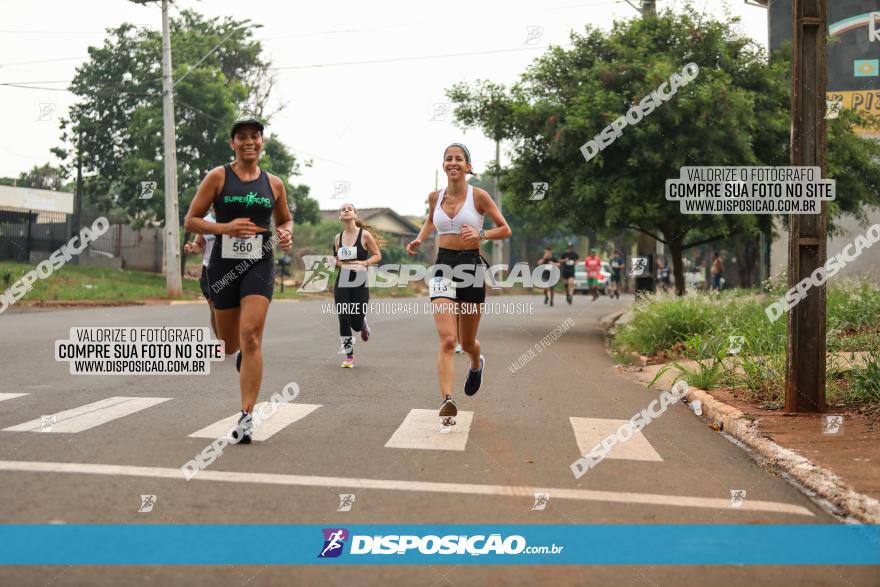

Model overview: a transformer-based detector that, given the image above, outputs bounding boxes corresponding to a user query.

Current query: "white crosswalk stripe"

[570,417,663,462]
[0,393,29,403]
[188,403,322,442]
[385,409,475,451]
[3,397,172,433]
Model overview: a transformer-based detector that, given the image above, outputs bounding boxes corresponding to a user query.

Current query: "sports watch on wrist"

[479,228,486,240]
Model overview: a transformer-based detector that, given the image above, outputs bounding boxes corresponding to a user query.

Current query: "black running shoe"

[439,395,458,418]
[231,411,252,444]
[235,351,242,373]
[464,355,485,396]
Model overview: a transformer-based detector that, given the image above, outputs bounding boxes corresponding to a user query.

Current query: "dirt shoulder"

[603,312,880,523]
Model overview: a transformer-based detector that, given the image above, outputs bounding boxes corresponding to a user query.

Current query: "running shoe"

[455,343,463,354]
[544,293,548,305]
[231,411,252,445]
[439,395,458,418]
[361,318,371,342]
[235,351,242,373]
[464,355,485,396]
[567,293,572,305]
[341,355,354,368]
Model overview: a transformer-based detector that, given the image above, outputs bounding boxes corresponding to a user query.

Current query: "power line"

[0,56,88,67]
[271,44,567,70]
[1,43,565,92]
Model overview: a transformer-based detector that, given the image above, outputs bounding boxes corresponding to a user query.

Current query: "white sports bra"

[433,185,483,235]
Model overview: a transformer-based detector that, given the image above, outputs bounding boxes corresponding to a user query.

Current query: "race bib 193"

[222,235,262,260]
[337,246,356,261]
[429,276,455,299]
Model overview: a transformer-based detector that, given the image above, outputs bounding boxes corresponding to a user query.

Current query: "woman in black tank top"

[183,117,293,444]
[333,202,382,368]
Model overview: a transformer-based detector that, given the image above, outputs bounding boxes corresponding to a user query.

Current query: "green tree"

[0,164,70,191]
[53,10,316,227]
[261,136,320,225]
[448,8,880,293]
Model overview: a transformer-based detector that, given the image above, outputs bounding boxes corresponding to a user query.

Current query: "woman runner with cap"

[407,143,512,427]
[184,116,293,445]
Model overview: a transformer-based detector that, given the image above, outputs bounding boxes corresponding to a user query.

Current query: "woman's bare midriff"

[437,234,482,251]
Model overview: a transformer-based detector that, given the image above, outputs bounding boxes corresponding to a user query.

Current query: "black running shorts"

[431,248,487,305]
[208,256,275,310]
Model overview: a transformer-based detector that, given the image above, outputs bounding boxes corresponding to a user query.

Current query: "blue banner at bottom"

[0,525,878,565]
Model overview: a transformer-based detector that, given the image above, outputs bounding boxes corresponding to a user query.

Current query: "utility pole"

[632,0,657,297]
[786,0,827,412]
[159,0,182,296]
[491,138,503,266]
[73,131,83,265]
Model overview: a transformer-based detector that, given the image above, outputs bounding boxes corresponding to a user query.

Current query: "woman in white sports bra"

[407,143,512,426]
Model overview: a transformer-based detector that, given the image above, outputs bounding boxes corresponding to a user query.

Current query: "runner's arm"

[184,167,226,235]
[269,174,293,250]
[407,191,438,255]
[361,231,382,267]
[472,188,511,240]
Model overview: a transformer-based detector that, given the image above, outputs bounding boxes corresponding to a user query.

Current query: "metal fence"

[0,207,70,263]
[0,207,163,273]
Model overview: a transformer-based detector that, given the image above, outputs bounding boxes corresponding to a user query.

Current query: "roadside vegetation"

[612,279,880,414]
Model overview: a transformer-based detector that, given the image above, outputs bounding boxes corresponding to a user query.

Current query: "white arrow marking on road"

[2,397,172,433]
[570,417,663,462]
[0,459,815,516]
[0,393,29,403]
[188,403,322,442]
[385,409,474,451]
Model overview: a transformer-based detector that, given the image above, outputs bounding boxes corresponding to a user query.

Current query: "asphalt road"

[0,294,875,586]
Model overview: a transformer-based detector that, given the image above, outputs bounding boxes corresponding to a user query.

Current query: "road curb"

[604,310,880,523]
[683,386,880,523]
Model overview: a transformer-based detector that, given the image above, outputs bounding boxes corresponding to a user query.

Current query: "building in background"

[320,207,423,247]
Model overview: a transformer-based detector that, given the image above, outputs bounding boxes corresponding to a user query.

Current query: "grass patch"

[612,280,880,413]
[1,261,201,302]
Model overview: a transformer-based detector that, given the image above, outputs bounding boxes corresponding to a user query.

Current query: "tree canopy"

[54,9,318,227]
[448,8,880,291]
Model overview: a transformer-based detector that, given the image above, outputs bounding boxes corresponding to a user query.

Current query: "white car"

[573,262,611,295]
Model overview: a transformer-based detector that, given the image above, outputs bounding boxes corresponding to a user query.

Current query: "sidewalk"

[602,313,880,523]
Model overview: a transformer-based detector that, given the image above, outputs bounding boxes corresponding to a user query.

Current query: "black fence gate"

[0,207,71,263]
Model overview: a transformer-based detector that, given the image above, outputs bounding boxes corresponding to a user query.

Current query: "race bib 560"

[222,235,262,260]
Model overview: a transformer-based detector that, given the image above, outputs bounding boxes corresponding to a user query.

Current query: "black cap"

[230,116,264,139]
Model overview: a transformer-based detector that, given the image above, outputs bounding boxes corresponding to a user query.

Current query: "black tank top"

[214,164,275,230]
[210,164,276,264]
[334,228,369,262]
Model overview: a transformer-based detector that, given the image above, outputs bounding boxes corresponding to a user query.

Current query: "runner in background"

[184,211,218,337]
[333,203,382,368]
[537,246,559,307]
[711,252,725,291]
[559,242,579,305]
[584,249,603,301]
[609,248,625,299]
[657,257,672,293]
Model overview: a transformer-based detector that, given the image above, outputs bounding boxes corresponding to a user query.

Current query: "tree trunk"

[669,237,686,296]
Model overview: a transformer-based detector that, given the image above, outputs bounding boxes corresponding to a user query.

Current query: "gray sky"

[0,0,768,217]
